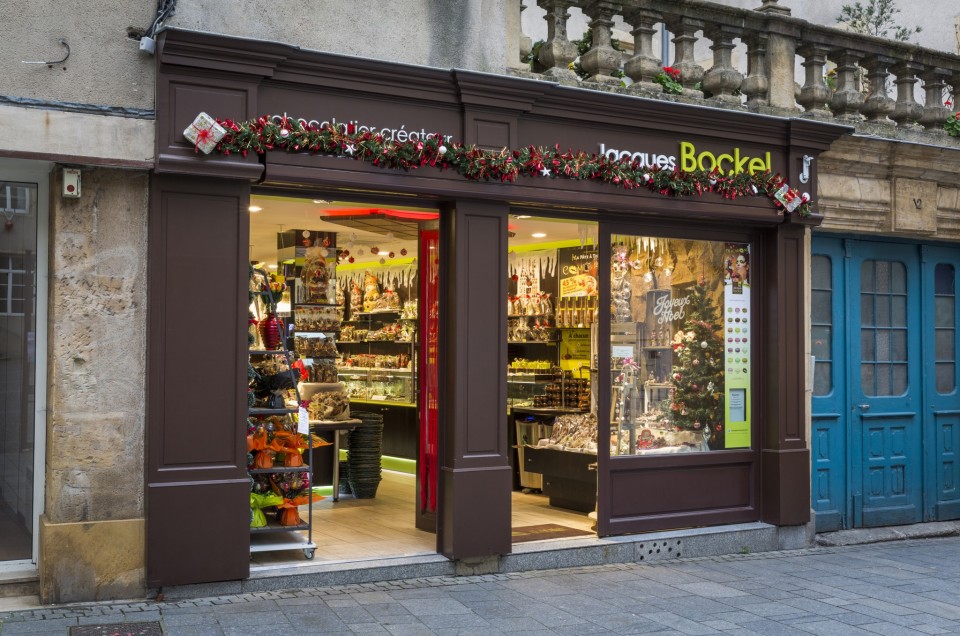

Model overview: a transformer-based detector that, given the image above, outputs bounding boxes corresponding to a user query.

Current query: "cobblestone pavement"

[2,536,960,635]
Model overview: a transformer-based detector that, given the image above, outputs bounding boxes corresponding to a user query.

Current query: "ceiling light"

[312,199,330,204]
[268,264,278,269]
[516,215,532,219]
[249,205,262,213]
[532,232,547,238]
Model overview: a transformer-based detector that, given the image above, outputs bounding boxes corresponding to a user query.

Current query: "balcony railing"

[517,0,960,139]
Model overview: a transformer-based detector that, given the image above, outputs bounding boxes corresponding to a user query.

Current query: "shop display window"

[610,235,752,455]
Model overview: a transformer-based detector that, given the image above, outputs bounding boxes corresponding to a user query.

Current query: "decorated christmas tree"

[668,281,725,448]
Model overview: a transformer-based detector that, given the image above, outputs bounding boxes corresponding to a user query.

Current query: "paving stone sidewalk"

[2,536,960,635]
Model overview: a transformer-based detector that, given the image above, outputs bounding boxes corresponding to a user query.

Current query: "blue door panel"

[811,413,843,531]
[848,241,922,528]
[810,237,846,532]
[923,246,960,521]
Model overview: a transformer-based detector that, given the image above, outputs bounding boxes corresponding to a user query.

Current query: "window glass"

[861,260,908,397]
[811,255,832,396]
[935,264,956,394]
[610,236,750,455]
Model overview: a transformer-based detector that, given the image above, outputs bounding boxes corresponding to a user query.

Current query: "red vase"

[258,312,282,349]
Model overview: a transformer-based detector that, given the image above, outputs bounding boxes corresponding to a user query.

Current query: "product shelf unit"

[338,310,417,407]
[248,267,316,560]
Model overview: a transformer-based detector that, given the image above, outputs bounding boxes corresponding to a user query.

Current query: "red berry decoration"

[511,274,518,282]
[348,256,355,263]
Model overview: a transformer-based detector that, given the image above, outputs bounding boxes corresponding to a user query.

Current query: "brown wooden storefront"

[148,28,849,588]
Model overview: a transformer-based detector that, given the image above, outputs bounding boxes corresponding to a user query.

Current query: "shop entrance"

[506,215,598,542]
[811,237,960,531]
[247,194,439,565]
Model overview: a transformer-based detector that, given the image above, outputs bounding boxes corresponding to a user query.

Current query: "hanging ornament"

[357,249,365,256]
[379,257,386,265]
[371,247,379,255]
[348,256,355,263]
[280,128,290,138]
[400,248,407,256]
[3,219,12,231]
[701,341,708,349]
[438,145,447,155]
[341,249,349,257]
[389,251,395,258]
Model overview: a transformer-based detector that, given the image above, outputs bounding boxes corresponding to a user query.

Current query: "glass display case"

[338,367,415,405]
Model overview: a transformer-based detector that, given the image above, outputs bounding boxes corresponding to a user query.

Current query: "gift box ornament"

[183,112,227,155]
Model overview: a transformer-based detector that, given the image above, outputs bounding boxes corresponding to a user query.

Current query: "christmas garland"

[205,114,813,216]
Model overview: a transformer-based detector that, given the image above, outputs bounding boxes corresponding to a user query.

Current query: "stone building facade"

[0,0,958,603]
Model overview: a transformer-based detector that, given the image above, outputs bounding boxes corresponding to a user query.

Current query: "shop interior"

[246,196,602,568]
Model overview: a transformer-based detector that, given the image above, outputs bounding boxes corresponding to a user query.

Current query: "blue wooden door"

[810,238,846,532]
[848,241,923,527]
[812,238,928,530]
[922,246,960,521]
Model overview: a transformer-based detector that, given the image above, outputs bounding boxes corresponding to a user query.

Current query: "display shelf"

[349,398,416,408]
[507,313,552,318]
[249,530,317,559]
[339,367,413,374]
[508,339,559,344]
[249,520,310,533]
[248,466,315,475]
[339,339,415,344]
[248,407,299,416]
[248,266,314,559]
[297,302,340,307]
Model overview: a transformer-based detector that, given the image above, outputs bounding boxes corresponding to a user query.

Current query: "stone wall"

[817,136,960,241]
[40,167,148,603]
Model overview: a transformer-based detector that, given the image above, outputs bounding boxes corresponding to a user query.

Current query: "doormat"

[71,622,162,636]
[511,523,593,543]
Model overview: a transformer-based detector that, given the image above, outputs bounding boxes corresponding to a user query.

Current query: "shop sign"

[599,141,774,176]
[268,113,454,144]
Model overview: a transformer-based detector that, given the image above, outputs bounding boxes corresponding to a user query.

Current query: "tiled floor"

[251,469,593,569]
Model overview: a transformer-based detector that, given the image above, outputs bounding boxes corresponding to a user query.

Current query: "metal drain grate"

[70,622,162,636]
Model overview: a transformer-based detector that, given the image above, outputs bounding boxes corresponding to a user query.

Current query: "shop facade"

[149,28,849,588]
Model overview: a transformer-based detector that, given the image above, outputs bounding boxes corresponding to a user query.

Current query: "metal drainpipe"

[661,23,670,67]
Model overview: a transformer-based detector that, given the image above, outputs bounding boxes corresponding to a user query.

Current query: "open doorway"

[507,214,599,544]
[247,194,439,567]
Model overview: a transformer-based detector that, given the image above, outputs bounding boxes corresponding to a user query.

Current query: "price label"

[298,407,309,434]
[371,395,388,401]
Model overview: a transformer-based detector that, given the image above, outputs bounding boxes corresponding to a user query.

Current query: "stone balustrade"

[521,0,960,138]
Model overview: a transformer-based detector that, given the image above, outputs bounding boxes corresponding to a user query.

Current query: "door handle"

[858,404,870,411]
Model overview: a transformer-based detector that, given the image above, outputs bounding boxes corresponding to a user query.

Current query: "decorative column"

[623,8,663,93]
[536,0,578,80]
[919,67,953,131]
[518,1,533,67]
[741,32,770,108]
[664,15,705,97]
[580,0,624,84]
[702,24,744,104]
[859,55,896,124]
[890,61,924,129]
[828,50,865,121]
[796,43,832,117]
